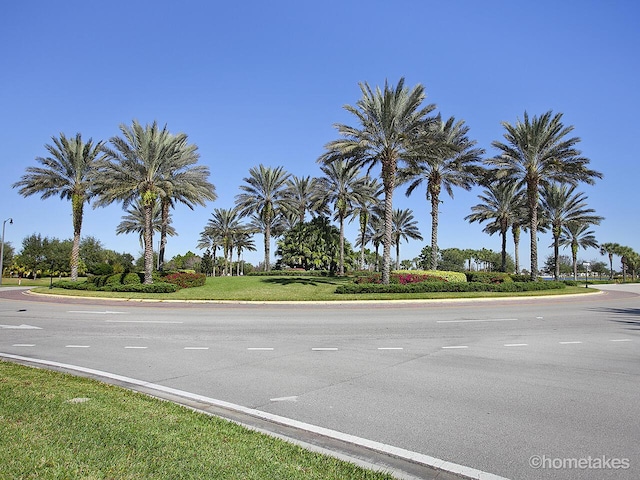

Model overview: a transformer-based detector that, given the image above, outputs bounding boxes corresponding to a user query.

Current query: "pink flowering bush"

[163,272,206,289]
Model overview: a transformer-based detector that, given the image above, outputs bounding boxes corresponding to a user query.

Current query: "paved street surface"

[1,285,638,479]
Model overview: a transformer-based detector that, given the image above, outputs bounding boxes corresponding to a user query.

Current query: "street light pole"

[0,218,14,286]
[583,262,591,288]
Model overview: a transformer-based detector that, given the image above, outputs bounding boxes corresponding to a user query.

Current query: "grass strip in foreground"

[0,361,394,480]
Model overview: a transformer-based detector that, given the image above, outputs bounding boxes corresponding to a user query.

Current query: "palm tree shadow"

[261,277,338,287]
[594,307,640,330]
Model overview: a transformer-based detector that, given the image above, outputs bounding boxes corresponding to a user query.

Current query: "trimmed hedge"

[393,270,467,283]
[465,272,513,284]
[163,272,206,288]
[335,281,567,294]
[52,280,179,293]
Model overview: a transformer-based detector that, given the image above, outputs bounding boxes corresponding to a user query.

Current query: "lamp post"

[0,218,13,286]
[582,262,591,288]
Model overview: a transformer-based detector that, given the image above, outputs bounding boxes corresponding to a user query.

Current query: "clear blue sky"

[1,0,638,270]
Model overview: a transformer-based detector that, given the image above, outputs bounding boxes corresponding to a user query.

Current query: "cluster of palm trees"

[13,79,614,286]
[13,121,216,284]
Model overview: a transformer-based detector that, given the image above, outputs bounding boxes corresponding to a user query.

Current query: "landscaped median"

[29,269,597,301]
[0,361,394,480]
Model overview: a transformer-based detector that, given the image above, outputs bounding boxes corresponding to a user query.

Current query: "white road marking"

[184,347,209,350]
[504,343,528,347]
[378,347,404,350]
[0,324,42,329]
[247,347,275,351]
[436,318,518,324]
[270,396,298,402]
[124,346,148,349]
[65,345,90,348]
[610,339,632,342]
[559,341,582,345]
[442,345,468,349]
[12,344,35,347]
[68,310,126,314]
[312,347,338,351]
[105,320,183,324]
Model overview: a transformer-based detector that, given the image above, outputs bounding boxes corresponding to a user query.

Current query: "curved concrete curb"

[1,353,509,480]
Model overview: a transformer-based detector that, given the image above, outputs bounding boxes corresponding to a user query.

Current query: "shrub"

[335,281,567,294]
[108,282,178,293]
[466,272,512,284]
[164,272,206,288]
[509,274,535,282]
[90,263,113,276]
[393,270,467,283]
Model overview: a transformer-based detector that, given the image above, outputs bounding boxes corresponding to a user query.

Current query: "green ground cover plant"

[0,361,393,480]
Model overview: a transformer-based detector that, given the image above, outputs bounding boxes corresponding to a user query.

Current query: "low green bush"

[106,282,178,293]
[466,272,513,284]
[335,281,567,294]
[393,270,467,283]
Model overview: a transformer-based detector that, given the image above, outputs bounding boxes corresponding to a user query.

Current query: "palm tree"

[116,198,175,248]
[94,121,190,283]
[13,133,104,280]
[318,160,372,275]
[201,208,242,275]
[350,177,382,270]
[559,221,599,280]
[540,183,603,280]
[235,165,290,271]
[599,242,622,280]
[232,229,257,275]
[487,111,603,280]
[157,135,216,270]
[466,181,523,272]
[197,229,222,277]
[401,117,485,270]
[282,175,327,225]
[319,78,438,284]
[392,209,423,270]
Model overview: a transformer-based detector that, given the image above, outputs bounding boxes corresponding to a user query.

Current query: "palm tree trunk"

[381,181,394,284]
[608,253,613,280]
[572,242,579,280]
[500,227,507,273]
[159,199,170,271]
[264,221,271,272]
[359,212,367,270]
[71,194,83,281]
[553,226,561,281]
[430,195,439,270]
[396,241,400,270]
[143,202,154,284]
[339,215,345,275]
[512,225,520,274]
[528,183,539,280]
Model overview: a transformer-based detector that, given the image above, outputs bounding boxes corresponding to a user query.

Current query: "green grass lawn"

[0,361,394,480]
[24,274,597,301]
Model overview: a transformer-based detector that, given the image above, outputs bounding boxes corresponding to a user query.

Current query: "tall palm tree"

[391,209,423,270]
[487,111,603,280]
[559,221,599,280]
[282,175,327,225]
[599,242,622,280]
[350,177,382,270]
[116,198,175,248]
[94,120,185,284]
[201,208,242,275]
[318,160,371,275]
[319,78,438,284]
[540,183,603,280]
[465,181,523,272]
[402,117,485,270]
[235,165,290,271]
[157,135,216,270]
[197,229,222,277]
[232,229,257,275]
[13,133,104,281]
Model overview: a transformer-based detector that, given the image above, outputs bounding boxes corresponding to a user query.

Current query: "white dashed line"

[378,347,404,350]
[437,318,517,324]
[504,343,528,347]
[610,339,632,342]
[442,346,468,349]
[124,346,148,349]
[312,348,338,351]
[184,347,209,350]
[105,320,183,324]
[12,344,35,347]
[66,345,90,348]
[247,347,275,351]
[559,341,582,345]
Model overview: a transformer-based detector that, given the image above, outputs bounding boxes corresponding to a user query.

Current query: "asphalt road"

[1,285,638,480]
